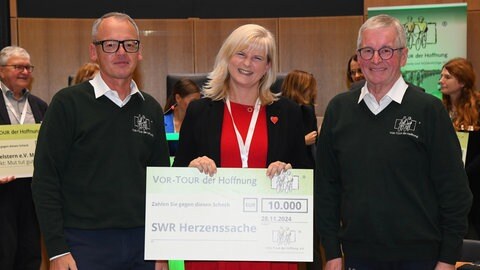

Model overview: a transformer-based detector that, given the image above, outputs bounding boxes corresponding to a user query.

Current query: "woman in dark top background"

[439,57,480,238]
[281,69,318,167]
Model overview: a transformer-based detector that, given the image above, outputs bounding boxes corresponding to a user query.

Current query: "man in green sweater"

[32,12,170,270]
[316,14,472,270]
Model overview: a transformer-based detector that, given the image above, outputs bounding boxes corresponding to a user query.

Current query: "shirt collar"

[1,81,30,100]
[358,76,408,104]
[89,73,144,101]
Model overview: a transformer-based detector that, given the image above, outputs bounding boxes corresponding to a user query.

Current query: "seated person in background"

[163,78,201,156]
[439,57,480,238]
[281,69,318,167]
[346,54,365,88]
[72,62,99,85]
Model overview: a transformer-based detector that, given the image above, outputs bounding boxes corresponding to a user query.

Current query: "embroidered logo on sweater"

[390,116,419,138]
[133,114,154,137]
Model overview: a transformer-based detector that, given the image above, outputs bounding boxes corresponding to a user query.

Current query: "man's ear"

[400,47,409,67]
[89,43,98,62]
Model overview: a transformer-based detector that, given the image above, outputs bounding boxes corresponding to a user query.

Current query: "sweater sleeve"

[315,100,343,260]
[32,92,74,258]
[428,100,473,264]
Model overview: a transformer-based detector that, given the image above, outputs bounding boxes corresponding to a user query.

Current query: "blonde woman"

[174,24,310,270]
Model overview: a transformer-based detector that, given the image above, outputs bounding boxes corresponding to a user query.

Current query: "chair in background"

[166,73,209,98]
[166,72,287,97]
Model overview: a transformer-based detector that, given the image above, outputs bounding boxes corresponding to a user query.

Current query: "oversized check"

[456,131,469,166]
[145,167,313,262]
[0,124,40,178]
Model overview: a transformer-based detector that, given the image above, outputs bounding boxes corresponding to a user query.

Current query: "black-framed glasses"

[93,39,140,53]
[357,46,404,60]
[1,65,34,72]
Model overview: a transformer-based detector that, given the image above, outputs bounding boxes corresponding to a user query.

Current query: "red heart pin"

[270,116,278,124]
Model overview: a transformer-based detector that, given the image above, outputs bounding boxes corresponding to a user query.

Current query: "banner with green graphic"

[368,3,467,99]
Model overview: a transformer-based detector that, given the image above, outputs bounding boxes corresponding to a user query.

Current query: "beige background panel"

[194,19,278,73]
[17,18,94,103]
[136,19,195,105]
[11,1,480,116]
[9,0,16,17]
[467,0,480,11]
[16,18,195,107]
[279,16,363,115]
[9,18,17,45]
[467,11,480,83]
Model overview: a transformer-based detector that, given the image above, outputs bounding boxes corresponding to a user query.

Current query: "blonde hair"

[203,24,278,105]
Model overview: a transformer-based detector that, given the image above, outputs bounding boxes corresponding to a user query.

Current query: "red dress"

[185,101,298,270]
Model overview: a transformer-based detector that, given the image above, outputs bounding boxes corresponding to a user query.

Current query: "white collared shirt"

[89,73,144,107]
[358,77,408,115]
[1,82,35,124]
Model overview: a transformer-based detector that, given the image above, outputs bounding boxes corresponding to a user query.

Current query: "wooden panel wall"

[135,19,195,103]
[194,18,278,73]
[17,18,93,102]
[278,16,363,115]
[11,0,480,116]
[16,18,194,105]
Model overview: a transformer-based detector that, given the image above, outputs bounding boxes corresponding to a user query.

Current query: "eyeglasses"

[93,39,140,53]
[1,65,35,72]
[357,47,404,60]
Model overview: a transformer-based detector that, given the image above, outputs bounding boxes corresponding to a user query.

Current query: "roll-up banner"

[368,3,467,99]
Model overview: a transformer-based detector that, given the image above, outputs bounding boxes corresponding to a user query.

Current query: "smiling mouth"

[370,67,387,72]
[238,68,253,75]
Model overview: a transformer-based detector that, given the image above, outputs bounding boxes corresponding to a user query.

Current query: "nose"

[371,51,382,64]
[438,76,444,84]
[116,43,127,54]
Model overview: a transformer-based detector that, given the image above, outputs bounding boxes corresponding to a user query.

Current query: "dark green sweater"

[316,86,472,264]
[32,82,170,257]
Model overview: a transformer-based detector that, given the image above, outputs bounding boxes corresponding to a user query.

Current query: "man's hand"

[434,261,455,270]
[49,253,77,270]
[155,260,169,270]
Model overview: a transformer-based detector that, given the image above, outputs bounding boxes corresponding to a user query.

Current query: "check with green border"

[145,167,313,262]
[0,124,40,178]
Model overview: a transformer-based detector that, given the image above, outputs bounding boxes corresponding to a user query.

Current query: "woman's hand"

[266,161,292,178]
[0,176,15,184]
[189,156,217,176]
[324,258,342,270]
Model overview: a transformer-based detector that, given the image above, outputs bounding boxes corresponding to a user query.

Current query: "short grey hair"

[0,46,31,65]
[91,12,140,41]
[357,14,406,49]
